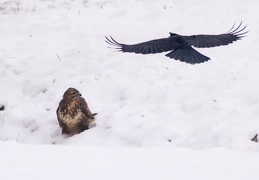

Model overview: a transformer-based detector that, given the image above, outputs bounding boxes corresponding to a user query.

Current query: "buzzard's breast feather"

[57,106,84,129]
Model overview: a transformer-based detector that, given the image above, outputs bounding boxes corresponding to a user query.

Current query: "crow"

[105,23,247,64]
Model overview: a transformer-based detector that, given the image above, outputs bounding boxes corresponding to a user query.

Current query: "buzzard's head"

[63,87,82,100]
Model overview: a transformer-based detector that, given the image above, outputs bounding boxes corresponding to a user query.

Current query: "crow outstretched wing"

[182,22,248,48]
[105,36,180,54]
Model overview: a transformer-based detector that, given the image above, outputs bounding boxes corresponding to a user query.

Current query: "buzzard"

[56,87,97,135]
[105,23,247,64]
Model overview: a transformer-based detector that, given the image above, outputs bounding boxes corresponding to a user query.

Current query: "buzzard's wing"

[79,97,95,119]
[105,36,177,54]
[183,23,248,48]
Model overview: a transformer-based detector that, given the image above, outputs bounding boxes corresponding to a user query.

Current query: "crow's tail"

[165,47,210,64]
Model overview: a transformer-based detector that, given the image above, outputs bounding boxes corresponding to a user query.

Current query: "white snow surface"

[1,0,259,179]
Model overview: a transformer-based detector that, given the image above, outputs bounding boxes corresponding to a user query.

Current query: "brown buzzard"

[56,87,97,135]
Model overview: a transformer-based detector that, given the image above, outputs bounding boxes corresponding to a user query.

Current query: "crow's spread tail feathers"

[165,47,210,64]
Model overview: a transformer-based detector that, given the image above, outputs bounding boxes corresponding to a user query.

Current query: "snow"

[0,0,259,179]
[1,141,259,180]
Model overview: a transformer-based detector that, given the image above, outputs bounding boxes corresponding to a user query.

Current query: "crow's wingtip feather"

[105,36,123,48]
[227,22,248,37]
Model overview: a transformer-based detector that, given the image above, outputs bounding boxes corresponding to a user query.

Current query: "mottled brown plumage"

[56,87,97,135]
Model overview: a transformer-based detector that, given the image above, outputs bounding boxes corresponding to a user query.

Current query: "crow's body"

[105,23,247,64]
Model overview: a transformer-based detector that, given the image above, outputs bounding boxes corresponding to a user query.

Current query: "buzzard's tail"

[87,113,97,123]
[165,47,210,64]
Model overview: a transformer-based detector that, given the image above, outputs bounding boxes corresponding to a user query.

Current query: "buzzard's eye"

[71,92,76,95]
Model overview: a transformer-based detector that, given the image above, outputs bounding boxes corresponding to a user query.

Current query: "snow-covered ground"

[1,0,259,179]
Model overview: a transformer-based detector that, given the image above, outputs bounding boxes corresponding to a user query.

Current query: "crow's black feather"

[105,23,247,64]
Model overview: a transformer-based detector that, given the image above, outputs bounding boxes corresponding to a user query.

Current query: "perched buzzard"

[56,87,97,135]
[105,22,247,64]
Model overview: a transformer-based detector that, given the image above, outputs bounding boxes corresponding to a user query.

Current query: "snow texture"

[0,0,259,179]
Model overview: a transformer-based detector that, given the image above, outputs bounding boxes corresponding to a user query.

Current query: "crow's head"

[169,32,178,36]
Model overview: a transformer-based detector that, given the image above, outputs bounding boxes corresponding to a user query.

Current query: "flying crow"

[105,23,247,64]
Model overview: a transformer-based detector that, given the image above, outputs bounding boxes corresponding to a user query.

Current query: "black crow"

[105,23,247,64]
